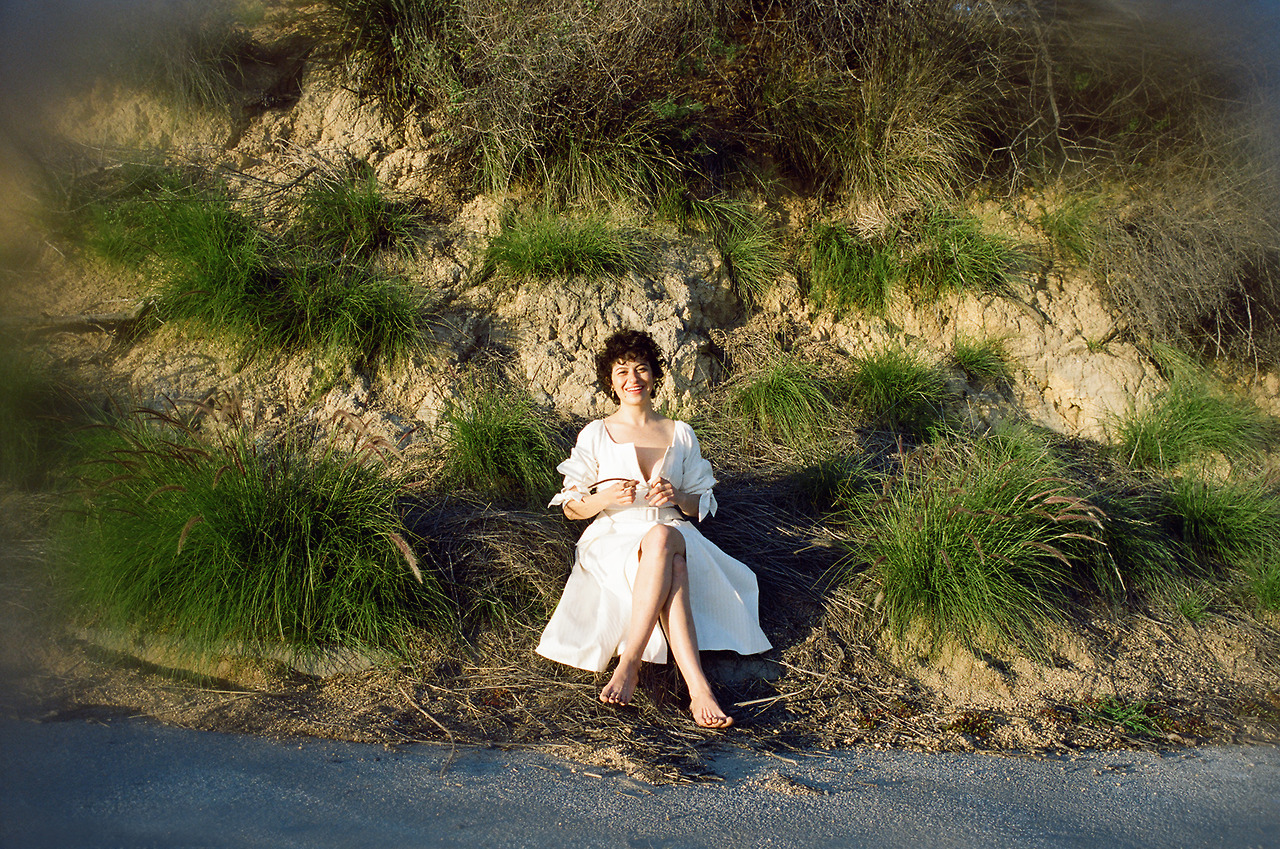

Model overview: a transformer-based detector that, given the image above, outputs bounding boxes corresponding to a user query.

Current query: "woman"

[536,330,771,728]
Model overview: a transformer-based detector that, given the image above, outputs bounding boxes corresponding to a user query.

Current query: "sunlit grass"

[808,224,898,316]
[834,433,1103,651]
[844,344,948,437]
[438,380,563,507]
[483,209,642,280]
[59,408,447,658]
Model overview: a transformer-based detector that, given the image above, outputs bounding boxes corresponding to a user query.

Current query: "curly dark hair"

[595,330,666,403]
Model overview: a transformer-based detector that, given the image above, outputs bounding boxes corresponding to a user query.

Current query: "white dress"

[536,419,773,672]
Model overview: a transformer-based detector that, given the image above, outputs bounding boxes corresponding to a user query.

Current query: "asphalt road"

[1,717,1277,849]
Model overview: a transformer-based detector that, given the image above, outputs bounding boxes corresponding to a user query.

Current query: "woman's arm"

[562,479,639,520]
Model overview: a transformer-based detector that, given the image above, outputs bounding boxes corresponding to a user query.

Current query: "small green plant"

[839,435,1100,653]
[946,710,994,737]
[1114,368,1276,471]
[483,209,641,280]
[289,166,423,260]
[1173,586,1212,622]
[70,166,423,369]
[1080,696,1163,736]
[438,380,562,506]
[836,434,1103,651]
[808,224,899,316]
[60,407,446,657]
[902,211,1019,301]
[949,334,1014,390]
[1038,194,1100,264]
[728,358,835,449]
[844,345,948,436]
[717,213,787,306]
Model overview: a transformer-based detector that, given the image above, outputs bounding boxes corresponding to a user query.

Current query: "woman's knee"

[641,524,686,557]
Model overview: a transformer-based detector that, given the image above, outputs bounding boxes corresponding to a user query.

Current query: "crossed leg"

[599,524,733,729]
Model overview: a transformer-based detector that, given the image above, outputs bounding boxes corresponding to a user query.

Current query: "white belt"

[603,506,680,522]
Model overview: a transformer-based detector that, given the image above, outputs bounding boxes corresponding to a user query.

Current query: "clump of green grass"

[1038,194,1100,264]
[1170,475,1280,602]
[60,407,446,658]
[808,224,898,316]
[1113,351,1276,471]
[716,212,787,307]
[844,345,948,437]
[289,166,424,260]
[1088,469,1280,611]
[728,358,835,450]
[483,209,642,280]
[1173,586,1212,623]
[438,380,562,506]
[949,334,1014,390]
[1080,696,1163,737]
[1087,482,1189,601]
[902,210,1019,301]
[70,165,424,370]
[836,434,1103,651]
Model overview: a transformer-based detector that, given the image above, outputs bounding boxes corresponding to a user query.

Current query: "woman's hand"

[645,477,680,508]
[601,479,639,507]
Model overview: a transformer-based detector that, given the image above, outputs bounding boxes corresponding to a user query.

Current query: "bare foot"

[600,658,640,705]
[690,692,734,729]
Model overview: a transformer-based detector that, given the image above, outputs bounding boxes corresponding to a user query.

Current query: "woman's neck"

[610,400,660,427]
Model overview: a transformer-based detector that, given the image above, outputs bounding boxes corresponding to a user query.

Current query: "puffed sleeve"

[674,421,718,521]
[548,420,602,508]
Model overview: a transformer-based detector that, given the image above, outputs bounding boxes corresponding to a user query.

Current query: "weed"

[438,379,562,507]
[837,434,1104,651]
[728,358,835,450]
[844,345,948,437]
[758,15,984,209]
[483,209,641,280]
[949,334,1014,390]
[808,224,898,316]
[717,213,787,307]
[1038,194,1100,264]
[1080,696,1164,737]
[1114,362,1276,471]
[1173,586,1212,622]
[59,406,446,658]
[902,210,1019,301]
[117,3,256,114]
[946,710,994,737]
[1234,696,1280,724]
[289,166,423,260]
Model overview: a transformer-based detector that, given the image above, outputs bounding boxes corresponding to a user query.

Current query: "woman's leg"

[660,553,733,728]
[601,525,733,728]
[600,524,683,706]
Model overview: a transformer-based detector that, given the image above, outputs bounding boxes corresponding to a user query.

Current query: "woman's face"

[610,358,654,404]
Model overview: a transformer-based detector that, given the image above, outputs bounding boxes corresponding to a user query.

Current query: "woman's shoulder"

[671,419,698,444]
[578,419,607,438]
